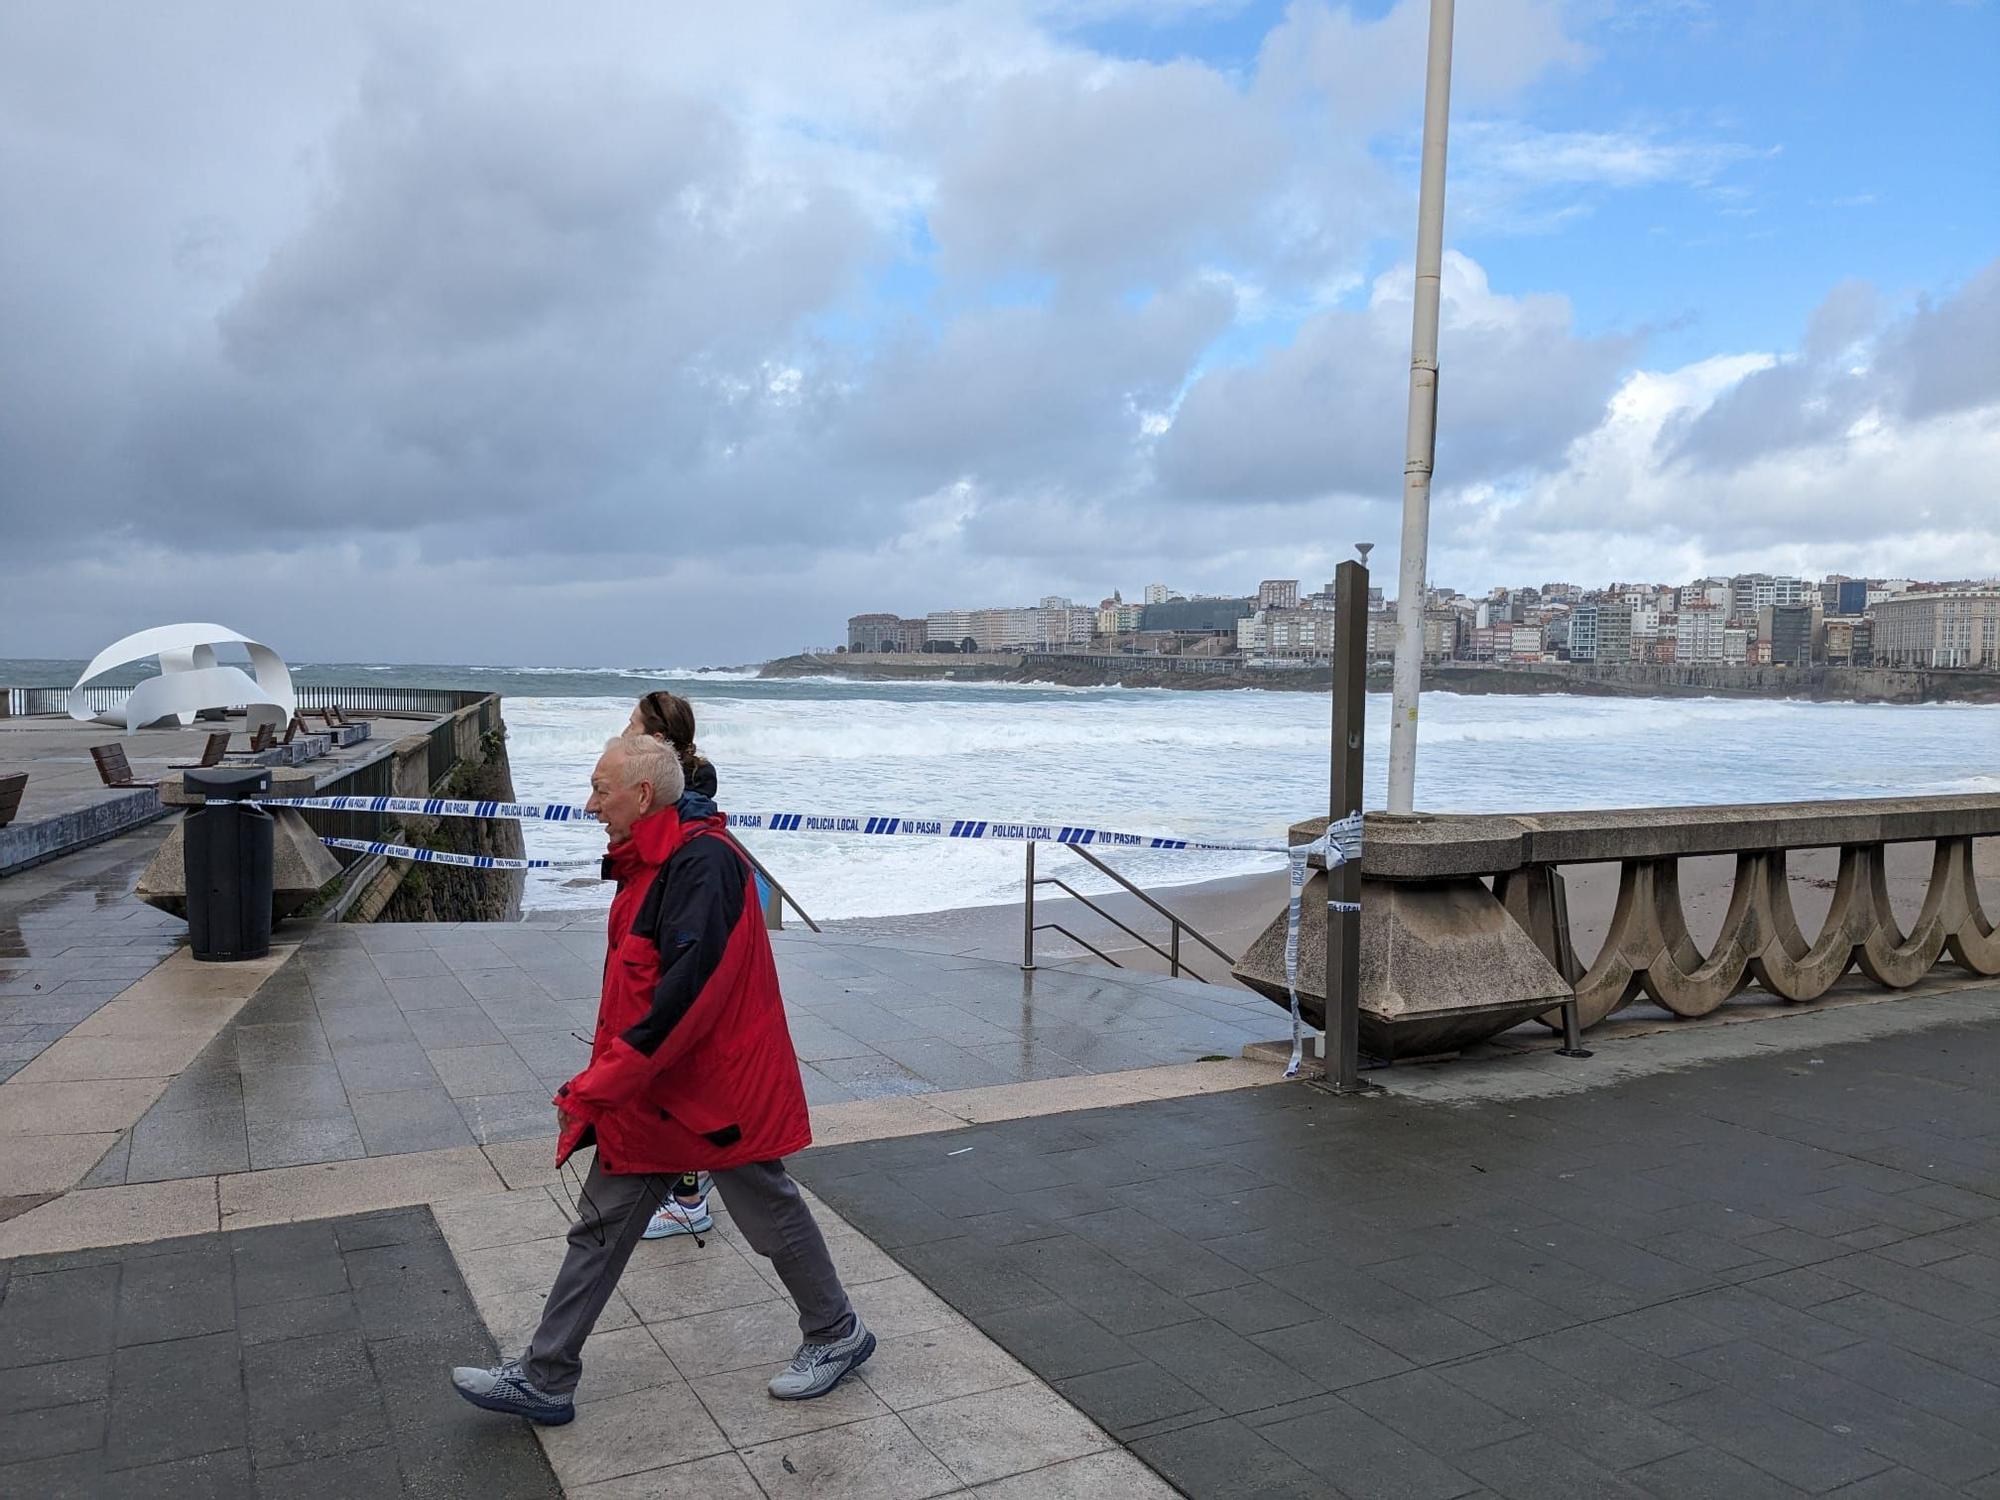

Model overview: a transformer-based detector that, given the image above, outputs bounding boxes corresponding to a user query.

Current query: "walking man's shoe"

[768,1316,876,1400]
[643,1196,714,1240]
[451,1360,576,1425]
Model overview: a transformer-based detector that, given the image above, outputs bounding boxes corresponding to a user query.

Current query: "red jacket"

[555,804,810,1174]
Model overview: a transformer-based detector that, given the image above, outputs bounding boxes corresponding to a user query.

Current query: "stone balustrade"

[1234,794,2000,1060]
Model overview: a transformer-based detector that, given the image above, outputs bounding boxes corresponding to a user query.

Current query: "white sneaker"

[643,1197,714,1240]
[768,1316,875,1400]
[451,1359,575,1424]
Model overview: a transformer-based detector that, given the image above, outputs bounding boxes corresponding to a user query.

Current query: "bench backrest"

[0,772,25,827]
[91,743,138,786]
[197,730,229,766]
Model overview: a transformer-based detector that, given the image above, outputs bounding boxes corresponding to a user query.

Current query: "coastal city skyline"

[839,567,2000,672]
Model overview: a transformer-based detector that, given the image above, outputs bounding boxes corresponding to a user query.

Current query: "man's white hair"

[603,733,685,805]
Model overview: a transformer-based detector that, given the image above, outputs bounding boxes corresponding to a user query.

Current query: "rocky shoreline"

[758,653,2000,705]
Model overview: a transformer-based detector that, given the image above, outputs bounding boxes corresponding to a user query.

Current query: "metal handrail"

[1039,923,1125,969]
[1060,842,1236,967]
[3,684,492,718]
[1021,838,1238,982]
[1035,875,1185,974]
[727,835,821,934]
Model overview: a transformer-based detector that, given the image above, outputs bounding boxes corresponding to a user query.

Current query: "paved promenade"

[0,849,1261,1496]
[0,823,181,1089]
[0,1206,558,1496]
[5,828,2000,1496]
[81,917,1284,1187]
[800,992,2000,1498]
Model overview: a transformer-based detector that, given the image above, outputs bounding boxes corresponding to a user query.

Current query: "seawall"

[1414,663,2000,704]
[338,714,526,924]
[760,652,1026,682]
[1051,659,2000,702]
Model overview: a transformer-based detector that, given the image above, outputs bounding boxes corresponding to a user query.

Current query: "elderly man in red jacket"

[453,734,870,1425]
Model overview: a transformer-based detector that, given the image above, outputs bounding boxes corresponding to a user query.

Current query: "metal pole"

[1549,867,1593,1059]
[1325,558,1371,1091]
[1385,0,1456,816]
[1021,840,1037,971]
[1170,923,1181,979]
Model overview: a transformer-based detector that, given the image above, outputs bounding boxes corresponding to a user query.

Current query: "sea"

[11,659,1997,921]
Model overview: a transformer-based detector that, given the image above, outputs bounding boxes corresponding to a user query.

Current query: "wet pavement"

[0,1204,558,1498]
[0,823,181,1087]
[93,916,1287,1184]
[798,1005,2000,1499]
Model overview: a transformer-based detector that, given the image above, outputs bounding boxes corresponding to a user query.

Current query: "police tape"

[320,836,551,870]
[257,794,1363,860]
[289,797,1364,1082]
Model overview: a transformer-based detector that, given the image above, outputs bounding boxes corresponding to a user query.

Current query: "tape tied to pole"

[1282,842,1313,1079]
[1279,811,1364,1081]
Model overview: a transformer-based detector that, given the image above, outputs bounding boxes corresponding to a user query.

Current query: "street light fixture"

[1385,0,1456,816]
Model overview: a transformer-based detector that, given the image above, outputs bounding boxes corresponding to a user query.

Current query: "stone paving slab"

[92,919,1287,1184]
[0,1204,558,1497]
[0,822,182,1089]
[431,1177,1174,1497]
[795,999,2000,1499]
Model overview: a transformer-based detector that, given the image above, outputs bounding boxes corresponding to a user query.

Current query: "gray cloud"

[925,58,1285,289]
[1155,253,1639,501]
[15,0,1977,669]
[1669,259,2000,469]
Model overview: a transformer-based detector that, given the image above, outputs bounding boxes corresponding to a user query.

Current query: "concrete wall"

[1423,662,2000,704]
[1021,657,2000,703]
[0,789,165,875]
[355,707,524,924]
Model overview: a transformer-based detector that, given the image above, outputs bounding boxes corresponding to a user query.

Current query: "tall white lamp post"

[1385,0,1456,815]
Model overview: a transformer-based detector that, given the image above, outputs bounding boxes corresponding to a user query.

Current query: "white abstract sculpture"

[70,624,296,735]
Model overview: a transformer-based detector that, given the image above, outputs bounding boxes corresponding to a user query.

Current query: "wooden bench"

[248,723,277,754]
[315,705,353,729]
[170,730,232,770]
[91,743,158,789]
[0,772,25,828]
[282,713,314,746]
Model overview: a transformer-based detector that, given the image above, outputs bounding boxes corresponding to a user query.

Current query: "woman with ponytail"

[631,690,716,801]
[626,691,724,1241]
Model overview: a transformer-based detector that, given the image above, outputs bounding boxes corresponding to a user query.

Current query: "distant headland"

[758,651,2000,705]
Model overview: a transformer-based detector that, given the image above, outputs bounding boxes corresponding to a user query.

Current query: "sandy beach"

[826,836,2000,1004]
[826,865,1290,982]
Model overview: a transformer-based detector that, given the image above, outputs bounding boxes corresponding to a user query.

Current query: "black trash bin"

[184,766,275,962]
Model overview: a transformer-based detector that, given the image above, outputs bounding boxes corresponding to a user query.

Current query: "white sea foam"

[494,682,2000,920]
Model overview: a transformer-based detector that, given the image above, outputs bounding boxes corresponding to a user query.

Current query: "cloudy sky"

[3,0,1996,668]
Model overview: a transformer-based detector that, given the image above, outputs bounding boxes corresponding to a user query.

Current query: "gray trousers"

[522,1155,855,1396]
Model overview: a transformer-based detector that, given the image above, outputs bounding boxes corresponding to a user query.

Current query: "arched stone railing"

[1236,795,2000,1060]
[1546,837,2000,1027]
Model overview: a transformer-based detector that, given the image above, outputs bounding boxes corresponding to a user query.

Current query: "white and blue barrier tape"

[259,794,1359,858]
[287,794,1363,1081]
[320,836,551,870]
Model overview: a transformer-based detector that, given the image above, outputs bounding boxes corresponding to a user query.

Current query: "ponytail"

[636,691,713,791]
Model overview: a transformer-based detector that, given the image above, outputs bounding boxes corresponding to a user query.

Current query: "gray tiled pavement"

[797,1003,2000,1499]
[94,916,1287,1182]
[0,822,181,1086]
[0,1205,558,1497]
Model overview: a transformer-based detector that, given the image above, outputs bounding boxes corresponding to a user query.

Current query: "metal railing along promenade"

[3,684,491,718]
[2,686,122,716]
[294,685,492,716]
[1019,838,1235,983]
